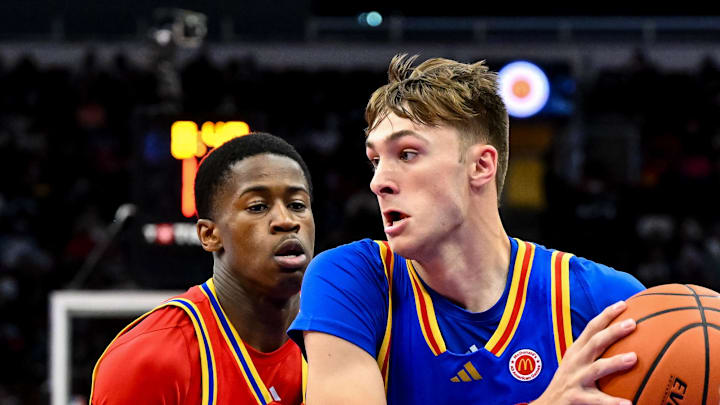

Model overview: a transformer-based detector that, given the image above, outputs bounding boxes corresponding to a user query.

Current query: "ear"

[467,143,498,189]
[196,219,222,252]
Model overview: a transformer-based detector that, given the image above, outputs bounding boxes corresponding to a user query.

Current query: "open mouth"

[273,239,308,270]
[383,210,410,227]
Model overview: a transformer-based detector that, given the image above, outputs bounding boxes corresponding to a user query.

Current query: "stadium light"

[498,61,550,119]
[366,11,383,27]
[358,11,383,27]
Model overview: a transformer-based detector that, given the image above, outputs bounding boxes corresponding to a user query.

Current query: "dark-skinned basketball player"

[91,133,314,405]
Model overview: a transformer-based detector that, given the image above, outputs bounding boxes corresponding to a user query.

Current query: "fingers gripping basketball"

[598,284,720,405]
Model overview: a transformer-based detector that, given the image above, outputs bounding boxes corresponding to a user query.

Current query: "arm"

[288,241,389,404]
[531,300,636,405]
[304,332,387,405]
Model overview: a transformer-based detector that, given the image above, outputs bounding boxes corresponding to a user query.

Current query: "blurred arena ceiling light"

[357,11,383,27]
[499,61,550,119]
[150,8,207,48]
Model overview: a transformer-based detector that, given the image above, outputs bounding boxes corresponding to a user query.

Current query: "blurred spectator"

[2,47,720,403]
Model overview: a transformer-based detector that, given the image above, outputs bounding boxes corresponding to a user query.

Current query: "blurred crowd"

[1,47,719,403]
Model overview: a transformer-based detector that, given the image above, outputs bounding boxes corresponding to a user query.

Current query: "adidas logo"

[268,386,281,401]
[450,361,482,382]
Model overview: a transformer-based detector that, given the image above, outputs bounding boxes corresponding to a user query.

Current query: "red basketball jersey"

[91,279,305,405]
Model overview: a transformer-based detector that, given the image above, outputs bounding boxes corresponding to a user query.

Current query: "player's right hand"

[529,300,637,405]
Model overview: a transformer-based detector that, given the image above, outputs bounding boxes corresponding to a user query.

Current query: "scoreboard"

[125,114,250,289]
[171,120,250,217]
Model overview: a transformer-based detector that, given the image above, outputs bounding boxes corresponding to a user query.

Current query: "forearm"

[304,332,387,405]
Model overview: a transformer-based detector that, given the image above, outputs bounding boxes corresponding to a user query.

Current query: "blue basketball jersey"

[289,237,644,404]
[377,239,572,404]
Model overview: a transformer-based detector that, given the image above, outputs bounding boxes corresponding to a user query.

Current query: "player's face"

[213,154,315,299]
[365,113,470,259]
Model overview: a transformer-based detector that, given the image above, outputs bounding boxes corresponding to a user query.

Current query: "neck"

[412,205,510,313]
[211,265,299,353]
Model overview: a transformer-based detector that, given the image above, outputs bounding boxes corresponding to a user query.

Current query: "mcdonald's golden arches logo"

[509,349,542,381]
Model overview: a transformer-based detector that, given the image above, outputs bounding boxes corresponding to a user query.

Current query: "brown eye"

[247,203,267,213]
[289,202,307,211]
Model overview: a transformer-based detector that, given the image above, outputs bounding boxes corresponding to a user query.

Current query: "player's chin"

[386,235,421,259]
[269,272,304,298]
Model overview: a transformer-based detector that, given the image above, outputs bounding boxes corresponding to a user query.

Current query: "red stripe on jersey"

[382,241,393,289]
[381,334,392,376]
[410,273,442,355]
[490,242,532,355]
[554,252,567,356]
[380,241,393,377]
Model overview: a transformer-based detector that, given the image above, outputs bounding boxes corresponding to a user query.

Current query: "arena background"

[2,1,720,403]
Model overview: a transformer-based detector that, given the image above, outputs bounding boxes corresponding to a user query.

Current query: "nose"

[369,162,399,197]
[270,204,300,233]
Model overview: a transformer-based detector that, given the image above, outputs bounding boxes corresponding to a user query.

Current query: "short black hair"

[194,132,312,219]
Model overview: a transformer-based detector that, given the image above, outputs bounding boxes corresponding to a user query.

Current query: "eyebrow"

[238,184,310,197]
[365,129,429,149]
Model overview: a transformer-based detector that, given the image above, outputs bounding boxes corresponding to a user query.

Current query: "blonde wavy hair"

[365,54,509,198]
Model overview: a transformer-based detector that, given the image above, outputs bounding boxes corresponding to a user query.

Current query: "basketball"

[597,284,720,404]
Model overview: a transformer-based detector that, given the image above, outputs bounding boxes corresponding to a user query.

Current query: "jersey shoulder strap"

[373,240,394,392]
[550,250,575,364]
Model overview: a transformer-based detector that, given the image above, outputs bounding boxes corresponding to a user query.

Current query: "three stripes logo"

[450,361,483,382]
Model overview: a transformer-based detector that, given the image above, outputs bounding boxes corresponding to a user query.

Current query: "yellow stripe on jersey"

[551,251,574,364]
[485,239,536,357]
[560,253,574,352]
[89,297,218,405]
[302,357,308,403]
[201,279,274,405]
[373,240,394,392]
[407,260,447,356]
[168,298,218,405]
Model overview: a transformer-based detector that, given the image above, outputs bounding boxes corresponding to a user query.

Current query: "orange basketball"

[598,284,720,404]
